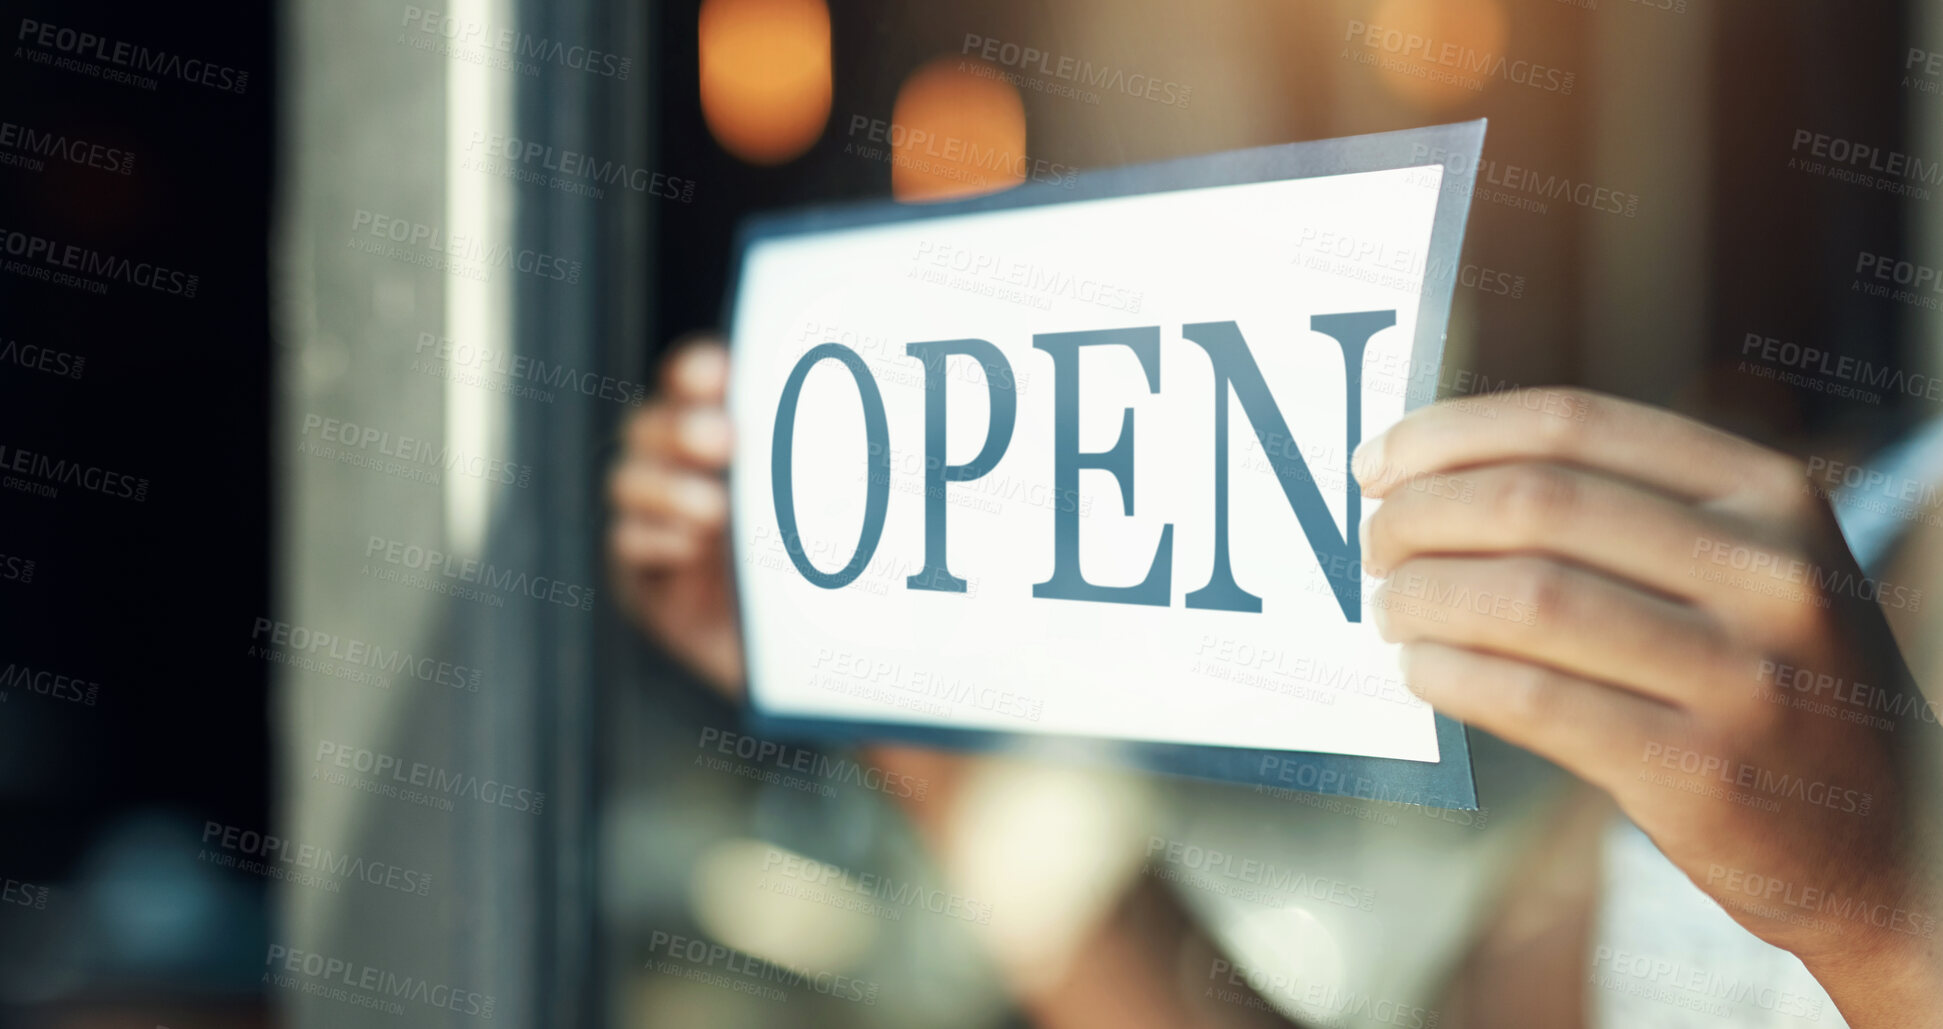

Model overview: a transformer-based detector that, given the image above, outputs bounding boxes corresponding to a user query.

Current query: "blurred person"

[608,337,1942,1028]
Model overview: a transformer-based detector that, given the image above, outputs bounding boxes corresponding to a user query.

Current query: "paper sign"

[727,121,1486,807]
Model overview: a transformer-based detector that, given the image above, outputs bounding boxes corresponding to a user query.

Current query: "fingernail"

[676,477,727,521]
[1357,511,1381,578]
[680,409,732,458]
[677,345,730,393]
[1352,431,1388,494]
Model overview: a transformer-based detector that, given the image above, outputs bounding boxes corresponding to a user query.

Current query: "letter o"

[772,344,892,589]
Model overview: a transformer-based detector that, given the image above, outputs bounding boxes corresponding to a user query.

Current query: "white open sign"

[728,122,1486,807]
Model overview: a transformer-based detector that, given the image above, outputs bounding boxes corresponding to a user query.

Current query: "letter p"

[904,339,1017,593]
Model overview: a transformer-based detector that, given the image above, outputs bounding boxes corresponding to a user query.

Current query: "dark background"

[0,0,276,1005]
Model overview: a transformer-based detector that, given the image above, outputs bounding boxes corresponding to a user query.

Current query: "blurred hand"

[605,338,991,817]
[608,337,743,694]
[1357,388,1942,1025]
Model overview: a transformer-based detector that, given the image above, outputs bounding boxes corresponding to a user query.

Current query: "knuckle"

[1545,386,1600,416]
[1724,666,1786,730]
[1789,487,1837,531]
[1490,465,1577,537]
[1500,661,1561,725]
[1765,590,1833,646]
[1531,393,1590,454]
[1755,453,1809,498]
[1509,557,1571,625]
[1758,456,1825,525]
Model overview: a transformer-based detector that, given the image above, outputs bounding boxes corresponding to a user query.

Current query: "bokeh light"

[698,0,832,164]
[889,56,1028,202]
[1365,0,1509,111]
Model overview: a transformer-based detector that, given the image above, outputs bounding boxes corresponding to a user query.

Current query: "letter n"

[1181,312,1394,620]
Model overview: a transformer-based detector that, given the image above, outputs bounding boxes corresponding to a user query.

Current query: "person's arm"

[870,742,1304,1029]
[1357,388,1943,1026]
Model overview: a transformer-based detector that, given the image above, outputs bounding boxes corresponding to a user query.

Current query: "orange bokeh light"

[888,57,1027,202]
[698,0,832,165]
[1364,0,1509,110]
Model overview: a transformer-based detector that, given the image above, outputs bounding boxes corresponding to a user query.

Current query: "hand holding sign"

[1361,388,1943,1026]
[609,338,744,693]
